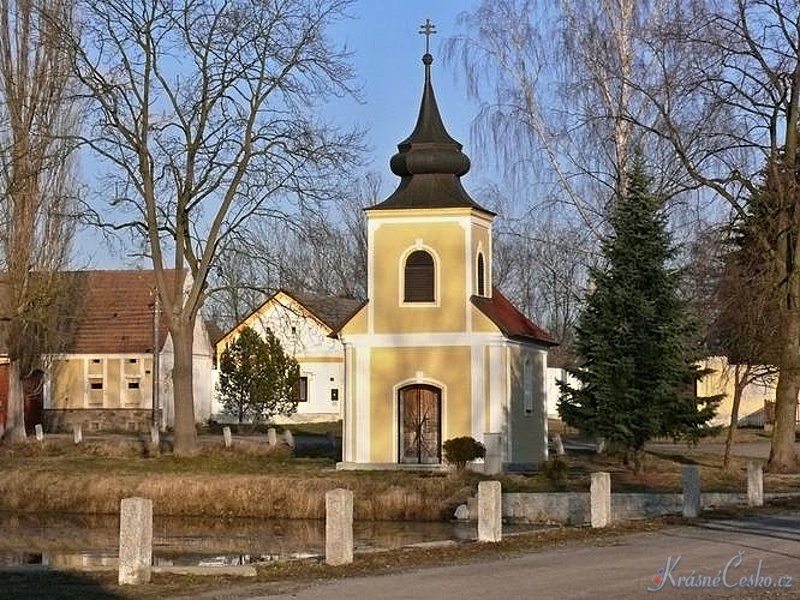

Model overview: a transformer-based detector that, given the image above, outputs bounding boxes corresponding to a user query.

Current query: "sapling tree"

[217,326,300,424]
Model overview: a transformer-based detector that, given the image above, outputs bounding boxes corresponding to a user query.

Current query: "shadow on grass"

[0,569,126,600]
[646,450,702,466]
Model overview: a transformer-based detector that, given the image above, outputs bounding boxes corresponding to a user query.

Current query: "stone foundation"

[44,409,160,433]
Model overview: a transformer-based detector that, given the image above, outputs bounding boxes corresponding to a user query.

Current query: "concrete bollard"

[325,488,353,565]
[590,472,611,528]
[223,426,232,448]
[34,424,43,442]
[283,429,295,449]
[747,461,764,507]
[553,433,565,456]
[478,481,502,542]
[149,424,160,448]
[267,427,278,447]
[682,465,702,518]
[596,437,607,454]
[118,497,153,585]
[73,424,82,445]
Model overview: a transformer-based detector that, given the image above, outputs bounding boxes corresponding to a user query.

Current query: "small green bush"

[442,436,486,470]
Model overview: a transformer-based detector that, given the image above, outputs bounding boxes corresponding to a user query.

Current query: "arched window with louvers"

[403,250,435,303]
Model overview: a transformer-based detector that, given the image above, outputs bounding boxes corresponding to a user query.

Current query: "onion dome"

[370,48,493,215]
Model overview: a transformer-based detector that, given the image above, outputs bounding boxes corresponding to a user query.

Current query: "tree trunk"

[171,322,197,455]
[768,312,800,472]
[723,364,748,471]
[3,360,26,442]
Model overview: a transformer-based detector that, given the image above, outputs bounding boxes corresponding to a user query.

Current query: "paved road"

[221,515,800,600]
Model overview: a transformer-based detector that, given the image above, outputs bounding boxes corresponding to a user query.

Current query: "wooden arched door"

[398,384,441,464]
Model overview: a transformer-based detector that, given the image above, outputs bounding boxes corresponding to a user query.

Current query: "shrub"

[442,436,486,470]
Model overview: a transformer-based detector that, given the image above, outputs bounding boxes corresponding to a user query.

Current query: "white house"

[213,289,363,423]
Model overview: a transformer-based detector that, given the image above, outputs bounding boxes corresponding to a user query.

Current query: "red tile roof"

[286,290,366,332]
[471,288,557,346]
[65,270,181,354]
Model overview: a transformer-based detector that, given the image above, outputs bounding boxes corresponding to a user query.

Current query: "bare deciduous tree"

[443,0,689,354]
[62,0,363,453]
[0,0,79,441]
[691,226,778,469]
[444,0,680,233]
[630,0,800,471]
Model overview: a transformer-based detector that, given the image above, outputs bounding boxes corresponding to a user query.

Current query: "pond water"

[0,513,536,569]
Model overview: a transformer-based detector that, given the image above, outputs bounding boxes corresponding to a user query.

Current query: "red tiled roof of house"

[65,270,181,354]
[287,290,366,332]
[471,288,557,346]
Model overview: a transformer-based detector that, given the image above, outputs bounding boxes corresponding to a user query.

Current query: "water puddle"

[0,513,535,569]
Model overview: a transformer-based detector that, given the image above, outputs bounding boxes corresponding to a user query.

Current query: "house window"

[88,358,104,376]
[128,358,138,364]
[477,252,486,296]
[524,356,534,415]
[125,377,143,407]
[404,250,434,302]
[88,377,104,407]
[294,376,308,402]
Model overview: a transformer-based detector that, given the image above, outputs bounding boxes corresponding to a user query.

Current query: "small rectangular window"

[127,381,140,390]
[294,377,308,402]
[92,359,101,364]
[90,381,103,390]
[128,358,138,364]
[524,357,534,415]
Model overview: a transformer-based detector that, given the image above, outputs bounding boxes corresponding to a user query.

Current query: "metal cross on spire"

[419,19,436,54]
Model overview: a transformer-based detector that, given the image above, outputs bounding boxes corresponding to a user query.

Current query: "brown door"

[23,370,43,435]
[399,385,441,464]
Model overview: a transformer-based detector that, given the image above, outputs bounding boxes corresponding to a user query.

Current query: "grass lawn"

[0,422,797,519]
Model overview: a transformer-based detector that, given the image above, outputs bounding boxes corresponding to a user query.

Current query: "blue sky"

[330,1,487,181]
[76,0,490,268]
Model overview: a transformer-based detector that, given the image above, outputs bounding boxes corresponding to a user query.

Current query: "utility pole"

[152,289,160,429]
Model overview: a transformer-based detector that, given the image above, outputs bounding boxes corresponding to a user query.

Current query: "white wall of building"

[213,292,345,423]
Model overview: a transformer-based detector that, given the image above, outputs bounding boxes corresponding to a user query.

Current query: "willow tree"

[61,0,362,453]
[0,0,79,441]
[443,0,678,350]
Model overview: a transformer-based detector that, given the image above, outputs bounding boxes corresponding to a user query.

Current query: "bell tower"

[364,20,495,336]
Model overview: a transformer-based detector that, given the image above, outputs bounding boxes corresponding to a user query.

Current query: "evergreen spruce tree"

[557,160,718,464]
[218,326,301,424]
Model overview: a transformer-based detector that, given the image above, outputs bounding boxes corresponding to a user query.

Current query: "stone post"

[325,488,353,566]
[483,433,503,475]
[747,461,764,507]
[478,481,502,542]
[73,424,82,445]
[553,433,565,456]
[118,497,153,585]
[283,429,295,449]
[34,424,43,442]
[596,437,607,454]
[590,472,611,528]
[223,426,232,448]
[682,465,702,518]
[267,427,278,447]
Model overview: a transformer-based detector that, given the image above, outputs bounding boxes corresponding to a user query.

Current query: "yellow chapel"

[336,45,556,472]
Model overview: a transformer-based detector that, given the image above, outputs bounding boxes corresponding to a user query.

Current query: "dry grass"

[0,436,474,520]
[2,426,799,522]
